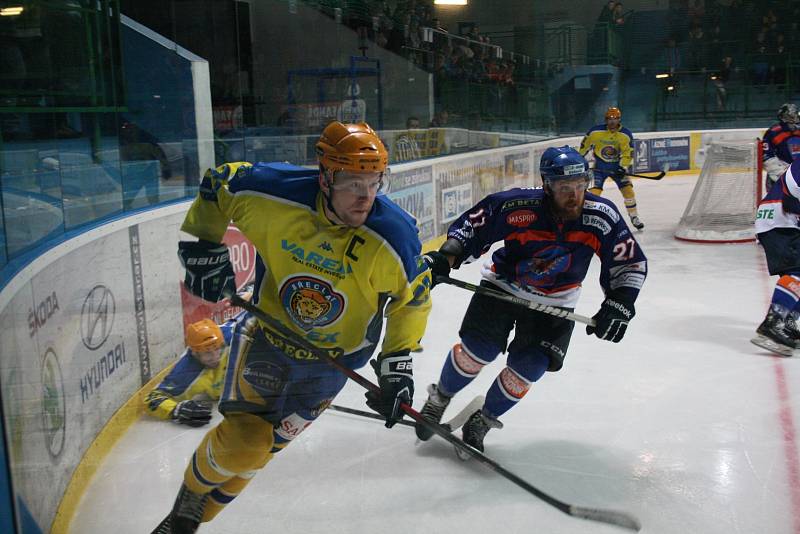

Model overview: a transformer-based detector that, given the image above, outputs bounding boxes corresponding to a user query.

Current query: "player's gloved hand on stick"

[586,296,635,343]
[365,350,414,428]
[178,240,236,302]
[614,165,628,180]
[171,400,212,427]
[423,250,451,289]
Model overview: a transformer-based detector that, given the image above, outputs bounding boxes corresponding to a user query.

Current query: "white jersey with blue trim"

[756,160,800,234]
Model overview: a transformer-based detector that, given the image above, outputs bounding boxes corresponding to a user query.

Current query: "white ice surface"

[70,176,800,534]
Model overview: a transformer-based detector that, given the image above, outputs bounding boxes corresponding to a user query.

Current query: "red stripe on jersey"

[773,131,800,145]
[564,230,601,254]
[778,275,800,298]
[508,229,557,244]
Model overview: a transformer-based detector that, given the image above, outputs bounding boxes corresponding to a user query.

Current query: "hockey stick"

[227,293,640,531]
[624,170,666,180]
[623,163,671,181]
[435,276,596,326]
[329,404,415,427]
[329,396,484,432]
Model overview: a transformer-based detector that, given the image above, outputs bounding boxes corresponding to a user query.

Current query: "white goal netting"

[674,140,760,242]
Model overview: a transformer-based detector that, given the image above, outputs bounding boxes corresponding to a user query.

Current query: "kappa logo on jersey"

[600,145,620,160]
[506,210,537,227]
[318,241,333,252]
[280,276,345,331]
[516,245,572,288]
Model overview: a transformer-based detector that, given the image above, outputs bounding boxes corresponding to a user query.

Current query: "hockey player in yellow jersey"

[152,121,432,534]
[579,107,644,230]
[144,317,237,427]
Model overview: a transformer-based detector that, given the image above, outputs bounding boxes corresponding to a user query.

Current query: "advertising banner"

[634,136,690,173]
[385,165,436,243]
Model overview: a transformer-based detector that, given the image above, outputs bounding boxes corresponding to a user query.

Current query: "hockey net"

[674,140,761,243]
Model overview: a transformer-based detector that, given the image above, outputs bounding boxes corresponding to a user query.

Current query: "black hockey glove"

[423,250,451,289]
[178,240,236,302]
[365,351,414,428]
[171,400,212,427]
[586,296,635,343]
[613,165,627,180]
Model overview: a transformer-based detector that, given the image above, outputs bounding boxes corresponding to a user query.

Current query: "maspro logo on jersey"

[506,210,537,227]
[280,276,345,331]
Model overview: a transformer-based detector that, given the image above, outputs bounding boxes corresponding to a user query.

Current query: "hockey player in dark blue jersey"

[762,103,800,190]
[752,159,800,356]
[417,146,647,455]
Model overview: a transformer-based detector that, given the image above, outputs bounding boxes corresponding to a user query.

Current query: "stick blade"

[569,505,641,531]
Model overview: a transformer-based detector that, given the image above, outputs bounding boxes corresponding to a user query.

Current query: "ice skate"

[783,312,800,349]
[630,215,644,230]
[456,410,503,460]
[167,484,208,534]
[415,383,451,441]
[751,309,796,357]
[151,514,172,534]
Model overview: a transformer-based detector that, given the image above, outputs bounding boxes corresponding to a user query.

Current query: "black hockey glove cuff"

[172,400,212,427]
[365,351,414,428]
[586,296,635,343]
[423,251,451,289]
[178,240,236,303]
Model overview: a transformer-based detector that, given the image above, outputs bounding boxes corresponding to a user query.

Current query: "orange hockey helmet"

[315,121,389,174]
[186,319,224,353]
[605,107,622,120]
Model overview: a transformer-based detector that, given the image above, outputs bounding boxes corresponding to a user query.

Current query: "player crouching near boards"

[752,160,800,356]
[418,146,648,456]
[144,312,246,427]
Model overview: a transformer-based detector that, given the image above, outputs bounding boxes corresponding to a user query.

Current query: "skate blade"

[455,445,473,461]
[750,335,795,357]
[414,423,450,445]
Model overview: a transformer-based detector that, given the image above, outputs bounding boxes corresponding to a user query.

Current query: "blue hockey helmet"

[539,146,592,189]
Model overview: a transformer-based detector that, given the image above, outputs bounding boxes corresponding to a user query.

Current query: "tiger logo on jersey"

[600,145,620,161]
[280,276,345,331]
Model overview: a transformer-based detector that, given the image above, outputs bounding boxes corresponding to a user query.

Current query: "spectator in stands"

[406,116,421,129]
[612,2,626,29]
[751,31,769,85]
[431,17,447,33]
[712,55,733,111]
[663,37,681,75]
[770,34,787,86]
[597,1,616,25]
[430,109,449,127]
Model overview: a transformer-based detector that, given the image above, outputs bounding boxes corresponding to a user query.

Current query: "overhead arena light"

[434,0,467,5]
[0,6,24,16]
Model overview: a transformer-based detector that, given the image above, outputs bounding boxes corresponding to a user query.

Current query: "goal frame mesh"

[674,139,762,244]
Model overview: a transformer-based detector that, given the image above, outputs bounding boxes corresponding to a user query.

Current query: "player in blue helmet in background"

[762,103,800,191]
[418,146,648,455]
